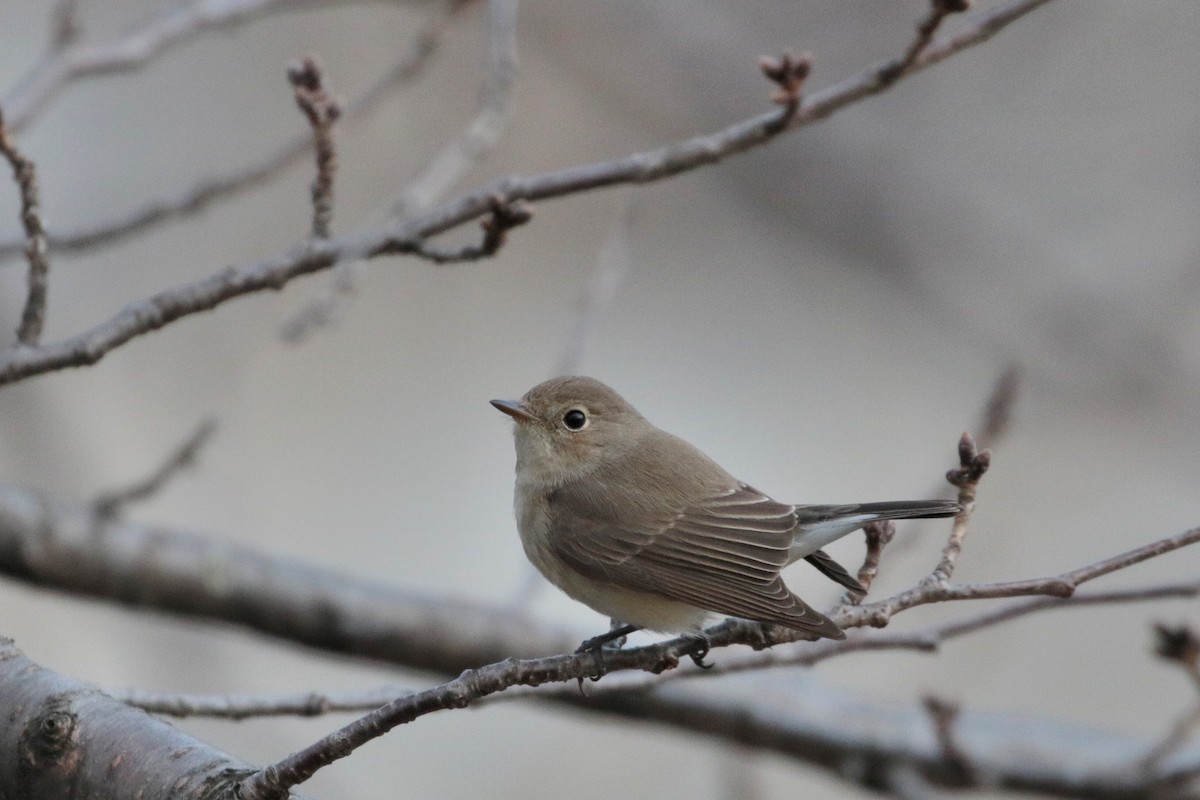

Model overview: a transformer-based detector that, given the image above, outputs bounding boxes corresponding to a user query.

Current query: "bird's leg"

[685,632,714,669]
[575,621,642,687]
[576,622,642,654]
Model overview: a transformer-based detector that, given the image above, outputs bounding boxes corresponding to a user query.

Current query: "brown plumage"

[493,376,960,641]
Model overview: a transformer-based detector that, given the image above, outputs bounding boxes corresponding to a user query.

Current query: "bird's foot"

[576,623,641,655]
[685,633,714,669]
[575,623,642,686]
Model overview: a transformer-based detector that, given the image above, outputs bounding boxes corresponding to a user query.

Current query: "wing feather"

[548,482,844,637]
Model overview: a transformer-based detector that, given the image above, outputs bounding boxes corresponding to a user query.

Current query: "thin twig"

[929,432,989,582]
[849,519,896,604]
[394,195,532,262]
[837,526,1200,633]
[0,107,51,346]
[111,685,410,719]
[0,0,1059,389]
[881,0,973,85]
[92,418,217,518]
[288,56,342,239]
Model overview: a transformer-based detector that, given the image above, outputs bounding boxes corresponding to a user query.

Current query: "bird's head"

[491,376,647,487]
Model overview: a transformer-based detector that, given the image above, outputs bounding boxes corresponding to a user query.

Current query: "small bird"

[492,376,960,646]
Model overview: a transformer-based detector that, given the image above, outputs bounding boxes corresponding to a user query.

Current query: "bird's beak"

[490,398,538,423]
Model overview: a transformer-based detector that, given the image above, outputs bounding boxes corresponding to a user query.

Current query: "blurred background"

[0,1,1197,797]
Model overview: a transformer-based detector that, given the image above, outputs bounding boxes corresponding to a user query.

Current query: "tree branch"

[0,639,275,800]
[288,56,342,239]
[113,580,1200,720]
[0,0,1056,389]
[92,417,217,519]
[0,108,51,345]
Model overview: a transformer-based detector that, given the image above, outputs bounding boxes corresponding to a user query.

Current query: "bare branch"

[0,107,51,346]
[930,432,989,582]
[848,519,896,604]
[836,526,1200,633]
[396,195,532,262]
[881,0,973,85]
[111,685,411,719]
[0,0,1058,389]
[92,418,217,519]
[0,640,263,800]
[288,56,342,239]
[0,1,461,260]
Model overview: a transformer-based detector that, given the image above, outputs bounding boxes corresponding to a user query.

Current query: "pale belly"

[517,485,709,633]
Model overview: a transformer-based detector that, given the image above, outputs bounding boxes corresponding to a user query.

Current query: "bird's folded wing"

[549,483,844,638]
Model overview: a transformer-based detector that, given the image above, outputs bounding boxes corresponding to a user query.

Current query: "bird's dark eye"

[562,409,588,430]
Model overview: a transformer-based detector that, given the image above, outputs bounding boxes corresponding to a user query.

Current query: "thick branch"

[0,639,269,800]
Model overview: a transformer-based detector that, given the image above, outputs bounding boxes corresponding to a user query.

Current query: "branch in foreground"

[0,108,51,345]
[0,0,1055,389]
[0,639,263,800]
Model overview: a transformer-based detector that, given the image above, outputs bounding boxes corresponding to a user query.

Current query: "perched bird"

[492,376,960,645]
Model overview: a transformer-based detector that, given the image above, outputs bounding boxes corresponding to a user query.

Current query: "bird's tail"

[789,499,962,564]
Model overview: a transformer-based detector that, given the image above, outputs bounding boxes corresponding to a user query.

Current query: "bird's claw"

[687,635,713,669]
